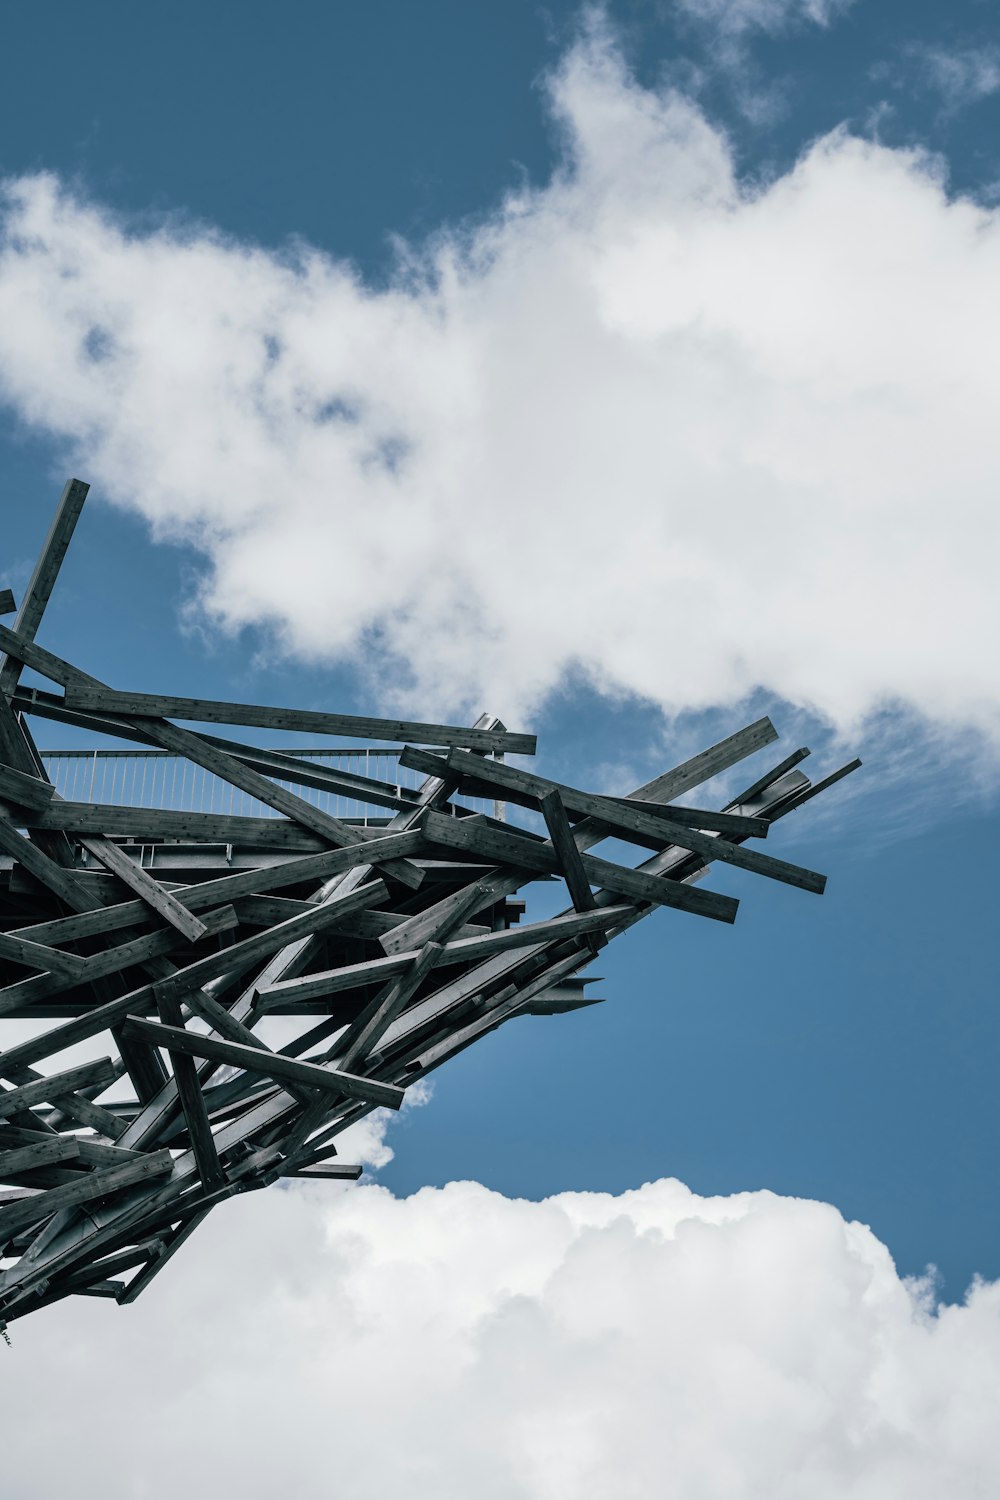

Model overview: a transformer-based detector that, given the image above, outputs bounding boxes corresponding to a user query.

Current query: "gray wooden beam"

[77,836,211,943]
[120,1016,405,1109]
[155,990,226,1192]
[0,1060,117,1119]
[539,789,596,913]
[441,748,826,893]
[0,477,88,695]
[421,811,739,923]
[0,1150,172,1244]
[61,684,535,753]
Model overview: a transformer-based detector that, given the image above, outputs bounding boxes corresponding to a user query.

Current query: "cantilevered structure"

[0,480,859,1326]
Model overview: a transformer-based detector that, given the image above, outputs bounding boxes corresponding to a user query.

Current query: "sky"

[1,2,999,1495]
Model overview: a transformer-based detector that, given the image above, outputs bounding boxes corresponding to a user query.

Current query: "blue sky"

[1,5,999,1489]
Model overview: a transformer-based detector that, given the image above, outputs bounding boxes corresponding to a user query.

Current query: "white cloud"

[0,25,998,744]
[908,43,1000,110]
[675,0,853,38]
[3,1177,999,1497]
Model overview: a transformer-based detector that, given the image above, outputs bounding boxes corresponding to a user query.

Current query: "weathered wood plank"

[259,904,633,1007]
[78,836,210,943]
[0,477,88,696]
[421,811,739,923]
[7,829,425,950]
[120,1016,405,1109]
[539,789,596,913]
[399,746,768,838]
[282,1163,363,1180]
[155,990,226,1192]
[0,624,426,887]
[0,763,55,811]
[0,815,96,915]
[378,877,501,957]
[151,877,388,1004]
[0,930,89,980]
[0,1125,142,1168]
[0,904,240,1017]
[775,759,862,816]
[440,748,825,893]
[0,1149,173,1243]
[0,1137,82,1179]
[61,684,536,753]
[726,748,811,808]
[0,1059,117,1119]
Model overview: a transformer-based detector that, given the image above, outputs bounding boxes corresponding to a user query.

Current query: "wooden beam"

[0,930,88,980]
[120,1016,405,1109]
[0,1060,117,1119]
[155,990,226,1192]
[0,815,96,915]
[77,836,211,943]
[337,941,444,1070]
[441,748,826,893]
[0,477,88,695]
[61,684,536,753]
[0,624,426,888]
[378,878,501,956]
[0,1137,82,1179]
[282,1163,363,1180]
[0,904,240,1017]
[539,790,596,913]
[151,877,388,1004]
[0,1150,173,1243]
[6,829,423,949]
[421,811,739,923]
[0,763,55,811]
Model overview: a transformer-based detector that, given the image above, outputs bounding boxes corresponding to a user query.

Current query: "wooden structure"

[0,480,859,1326]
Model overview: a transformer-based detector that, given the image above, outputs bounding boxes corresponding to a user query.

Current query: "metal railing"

[39,748,501,826]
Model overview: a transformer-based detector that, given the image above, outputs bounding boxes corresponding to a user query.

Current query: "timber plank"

[120,1016,405,1109]
[0,1060,117,1119]
[0,1149,173,1243]
[0,477,88,696]
[78,836,210,943]
[61,684,536,753]
[440,748,825,893]
[421,811,739,923]
[155,990,226,1192]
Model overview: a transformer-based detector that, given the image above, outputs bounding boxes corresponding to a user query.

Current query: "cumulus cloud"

[3,1176,999,1498]
[0,26,997,742]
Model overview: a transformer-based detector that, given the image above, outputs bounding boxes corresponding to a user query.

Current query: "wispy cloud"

[0,22,997,759]
[675,0,855,38]
[906,41,1000,112]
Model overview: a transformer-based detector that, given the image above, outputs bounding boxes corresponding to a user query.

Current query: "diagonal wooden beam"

[0,477,88,696]
[539,789,596,913]
[154,989,226,1192]
[120,1017,405,1109]
[77,835,210,943]
[61,684,536,754]
[0,1059,117,1119]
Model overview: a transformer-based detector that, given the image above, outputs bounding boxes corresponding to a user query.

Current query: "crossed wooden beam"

[0,480,859,1327]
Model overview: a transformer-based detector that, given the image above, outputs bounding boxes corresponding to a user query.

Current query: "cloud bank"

[4,1177,999,1498]
[0,25,997,740]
